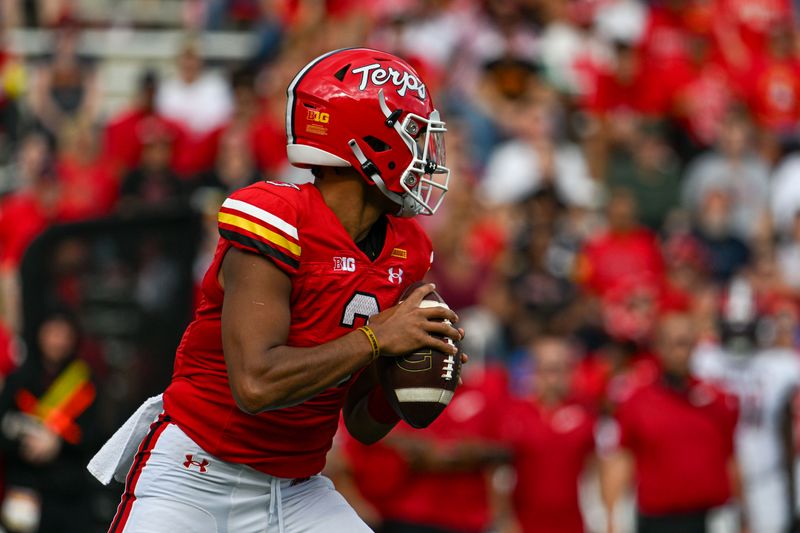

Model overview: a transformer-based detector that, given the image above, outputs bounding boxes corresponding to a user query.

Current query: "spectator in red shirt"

[226,68,286,178]
[601,313,739,533]
[637,0,707,116]
[586,41,670,119]
[577,189,664,298]
[55,120,118,222]
[0,133,58,273]
[670,33,739,148]
[118,124,184,210]
[501,336,597,533]
[572,338,660,413]
[713,0,793,59]
[193,68,287,184]
[102,70,185,174]
[746,24,800,136]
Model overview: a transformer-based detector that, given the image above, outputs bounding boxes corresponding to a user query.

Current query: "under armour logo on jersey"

[388,267,403,284]
[351,64,426,99]
[183,454,209,472]
[334,256,356,272]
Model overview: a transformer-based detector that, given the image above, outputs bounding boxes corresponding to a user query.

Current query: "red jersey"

[103,109,184,171]
[163,181,433,478]
[636,7,699,115]
[572,354,659,409]
[671,60,738,146]
[616,376,738,515]
[186,110,287,181]
[502,398,596,533]
[55,155,119,221]
[249,113,288,176]
[0,192,53,271]
[578,227,664,298]
[714,0,793,54]
[747,56,800,131]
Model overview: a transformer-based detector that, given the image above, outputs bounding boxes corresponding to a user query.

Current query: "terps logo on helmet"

[351,64,426,99]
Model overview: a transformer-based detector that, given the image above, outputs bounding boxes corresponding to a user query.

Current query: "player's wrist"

[357,325,381,362]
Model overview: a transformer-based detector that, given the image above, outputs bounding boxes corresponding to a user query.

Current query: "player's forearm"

[227,329,374,414]
[342,365,398,444]
[343,392,397,445]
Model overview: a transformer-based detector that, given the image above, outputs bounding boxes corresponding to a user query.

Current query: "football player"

[693,278,800,533]
[99,48,463,533]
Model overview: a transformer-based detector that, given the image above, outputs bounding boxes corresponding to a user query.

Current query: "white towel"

[87,394,164,485]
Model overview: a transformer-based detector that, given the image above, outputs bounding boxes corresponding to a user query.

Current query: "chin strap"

[348,138,381,181]
[347,138,416,217]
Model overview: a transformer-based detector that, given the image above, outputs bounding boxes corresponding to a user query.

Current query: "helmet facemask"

[396,108,449,216]
[350,90,450,217]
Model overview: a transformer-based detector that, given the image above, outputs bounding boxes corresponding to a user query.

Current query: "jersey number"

[340,292,380,328]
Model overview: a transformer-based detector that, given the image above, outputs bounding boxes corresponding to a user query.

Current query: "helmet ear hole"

[362,136,391,153]
[388,161,396,170]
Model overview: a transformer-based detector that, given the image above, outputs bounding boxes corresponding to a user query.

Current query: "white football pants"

[107,417,371,533]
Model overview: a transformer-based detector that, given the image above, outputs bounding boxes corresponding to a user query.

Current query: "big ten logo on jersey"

[333,256,356,273]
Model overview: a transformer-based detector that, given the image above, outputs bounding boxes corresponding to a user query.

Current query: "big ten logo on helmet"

[307,109,330,124]
[351,64,426,100]
[334,256,356,273]
[305,109,330,136]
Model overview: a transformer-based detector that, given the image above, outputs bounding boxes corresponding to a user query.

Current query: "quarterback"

[97,48,462,532]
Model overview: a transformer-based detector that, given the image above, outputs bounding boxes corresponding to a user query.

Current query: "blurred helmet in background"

[720,277,760,355]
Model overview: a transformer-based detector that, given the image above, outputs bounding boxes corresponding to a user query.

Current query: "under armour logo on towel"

[183,454,209,472]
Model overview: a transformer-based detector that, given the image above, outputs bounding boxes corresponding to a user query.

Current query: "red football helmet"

[286,48,449,217]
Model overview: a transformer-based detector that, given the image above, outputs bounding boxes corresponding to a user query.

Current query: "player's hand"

[368,283,461,357]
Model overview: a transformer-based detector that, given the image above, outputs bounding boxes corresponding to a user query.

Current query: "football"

[377,281,462,428]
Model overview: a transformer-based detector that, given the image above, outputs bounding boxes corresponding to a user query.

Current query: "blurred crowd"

[1,0,800,532]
